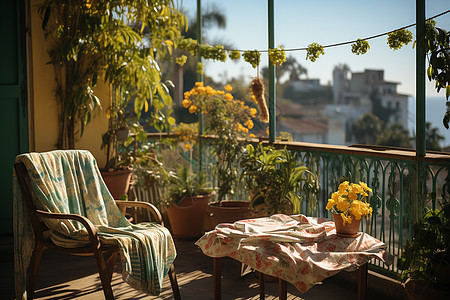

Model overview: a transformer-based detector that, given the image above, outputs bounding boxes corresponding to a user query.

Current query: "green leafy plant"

[423,20,450,128]
[240,144,317,215]
[166,165,212,206]
[37,0,185,149]
[398,200,450,287]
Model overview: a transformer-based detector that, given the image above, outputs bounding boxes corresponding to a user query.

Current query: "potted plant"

[325,181,373,237]
[164,165,214,238]
[240,143,318,216]
[182,82,259,227]
[397,200,450,299]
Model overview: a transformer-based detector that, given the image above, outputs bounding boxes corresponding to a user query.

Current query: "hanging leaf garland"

[175,11,448,69]
[351,39,371,55]
[387,28,413,50]
[228,50,241,60]
[243,50,261,69]
[306,43,325,62]
[268,45,287,65]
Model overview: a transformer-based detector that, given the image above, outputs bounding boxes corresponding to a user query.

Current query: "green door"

[0,0,28,234]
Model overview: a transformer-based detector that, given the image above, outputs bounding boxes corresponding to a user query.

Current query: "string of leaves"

[176,9,449,68]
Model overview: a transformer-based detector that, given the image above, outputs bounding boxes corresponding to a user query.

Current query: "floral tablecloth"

[196,214,393,293]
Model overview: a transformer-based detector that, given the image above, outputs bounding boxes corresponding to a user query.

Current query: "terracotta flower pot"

[206,201,250,230]
[332,213,361,238]
[167,193,211,239]
[100,168,133,200]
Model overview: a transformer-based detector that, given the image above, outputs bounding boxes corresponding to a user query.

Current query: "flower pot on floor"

[100,168,133,200]
[206,201,250,230]
[167,193,212,238]
[332,213,361,238]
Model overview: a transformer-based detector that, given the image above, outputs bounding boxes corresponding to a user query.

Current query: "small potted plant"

[162,165,213,238]
[240,143,318,216]
[397,200,450,299]
[325,181,373,237]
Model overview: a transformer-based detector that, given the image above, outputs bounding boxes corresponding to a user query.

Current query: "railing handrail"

[146,132,450,164]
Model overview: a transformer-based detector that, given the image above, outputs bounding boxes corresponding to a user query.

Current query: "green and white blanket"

[13,150,176,300]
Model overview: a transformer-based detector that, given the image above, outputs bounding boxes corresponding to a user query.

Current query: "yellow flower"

[206,86,215,95]
[341,213,353,225]
[339,181,349,193]
[348,190,357,201]
[184,144,192,150]
[225,84,232,92]
[326,198,336,210]
[245,119,254,129]
[189,105,198,114]
[336,199,350,212]
[182,99,191,108]
[249,108,257,117]
[195,82,204,87]
[225,93,233,101]
[249,133,256,138]
[359,181,372,193]
[237,123,248,133]
[327,181,373,222]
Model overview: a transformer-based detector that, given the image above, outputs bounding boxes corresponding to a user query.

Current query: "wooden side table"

[213,257,368,300]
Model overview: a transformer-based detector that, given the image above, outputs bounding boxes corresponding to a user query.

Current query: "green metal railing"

[138,134,450,277]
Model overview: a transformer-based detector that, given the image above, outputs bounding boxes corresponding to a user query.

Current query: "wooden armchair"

[14,161,181,300]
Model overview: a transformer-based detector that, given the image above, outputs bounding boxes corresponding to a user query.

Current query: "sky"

[178,0,450,99]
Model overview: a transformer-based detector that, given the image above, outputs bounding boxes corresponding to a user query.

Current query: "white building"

[328,68,409,145]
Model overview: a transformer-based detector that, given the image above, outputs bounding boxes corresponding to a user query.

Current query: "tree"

[352,113,383,145]
[369,90,397,126]
[377,124,412,148]
[262,55,307,83]
[425,122,444,151]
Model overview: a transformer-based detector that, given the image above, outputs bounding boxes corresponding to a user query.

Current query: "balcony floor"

[2,235,407,299]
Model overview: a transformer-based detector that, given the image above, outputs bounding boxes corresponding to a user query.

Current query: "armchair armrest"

[35,210,101,249]
[115,200,164,225]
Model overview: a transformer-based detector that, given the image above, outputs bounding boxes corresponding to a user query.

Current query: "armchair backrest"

[14,150,130,240]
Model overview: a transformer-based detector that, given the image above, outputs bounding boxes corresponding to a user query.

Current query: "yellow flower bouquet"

[326,181,373,225]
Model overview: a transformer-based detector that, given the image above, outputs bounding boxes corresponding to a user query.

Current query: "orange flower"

[189,105,198,114]
[182,99,191,108]
[225,84,232,92]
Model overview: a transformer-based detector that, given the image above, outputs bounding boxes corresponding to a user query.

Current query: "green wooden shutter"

[0,0,28,234]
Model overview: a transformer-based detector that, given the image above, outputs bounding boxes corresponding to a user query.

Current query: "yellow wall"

[29,0,109,167]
